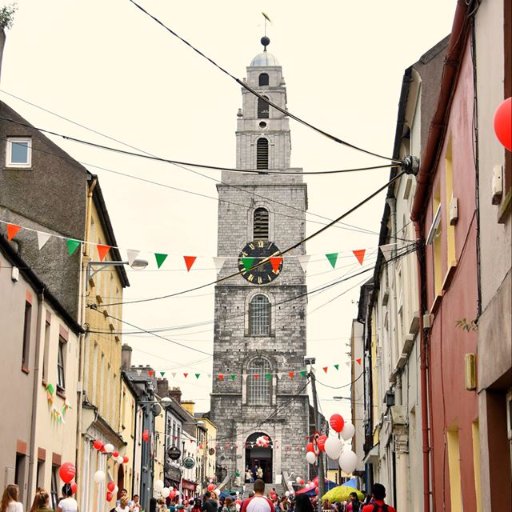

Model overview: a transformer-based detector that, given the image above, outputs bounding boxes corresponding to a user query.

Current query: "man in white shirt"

[240,480,274,512]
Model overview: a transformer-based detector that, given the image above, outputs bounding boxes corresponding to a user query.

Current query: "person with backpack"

[344,492,361,512]
[361,484,395,512]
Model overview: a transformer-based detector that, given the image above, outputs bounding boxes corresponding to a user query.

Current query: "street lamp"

[87,258,148,280]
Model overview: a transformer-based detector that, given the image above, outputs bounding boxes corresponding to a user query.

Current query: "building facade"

[210,38,309,485]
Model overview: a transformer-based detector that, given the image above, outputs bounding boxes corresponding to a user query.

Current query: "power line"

[127,0,401,164]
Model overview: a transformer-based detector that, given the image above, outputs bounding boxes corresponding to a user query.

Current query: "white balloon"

[295,477,301,484]
[341,422,355,441]
[154,479,164,491]
[324,436,343,460]
[93,470,105,483]
[339,450,358,474]
[117,455,124,464]
[285,491,290,497]
[114,486,119,495]
[162,488,171,498]
[170,487,174,491]
[104,443,114,453]
[305,451,317,464]
[214,489,221,496]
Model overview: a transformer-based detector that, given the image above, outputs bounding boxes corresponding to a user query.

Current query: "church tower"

[211,37,309,485]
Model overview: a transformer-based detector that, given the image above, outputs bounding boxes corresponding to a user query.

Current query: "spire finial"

[261,12,271,51]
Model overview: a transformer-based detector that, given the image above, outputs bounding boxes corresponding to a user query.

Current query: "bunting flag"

[334,364,339,370]
[46,383,55,403]
[379,243,395,261]
[136,369,142,376]
[323,367,328,373]
[159,371,166,377]
[155,253,168,269]
[148,370,155,377]
[230,374,236,381]
[265,373,272,381]
[254,374,260,380]
[195,373,201,379]
[126,249,140,266]
[356,358,362,366]
[269,257,283,272]
[171,372,177,378]
[37,231,51,250]
[66,239,81,255]
[184,256,197,271]
[298,255,311,273]
[183,372,189,378]
[97,244,111,262]
[325,253,338,269]
[353,249,366,265]
[213,257,226,273]
[218,373,224,381]
[7,223,21,241]
[299,370,307,378]
[288,371,295,379]
[240,257,256,271]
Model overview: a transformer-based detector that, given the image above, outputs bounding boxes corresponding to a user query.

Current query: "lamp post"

[87,258,148,281]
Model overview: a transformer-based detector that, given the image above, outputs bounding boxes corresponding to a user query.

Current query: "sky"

[1,0,457,426]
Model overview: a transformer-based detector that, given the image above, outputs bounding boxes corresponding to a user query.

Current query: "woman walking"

[1,484,23,512]
[29,490,53,512]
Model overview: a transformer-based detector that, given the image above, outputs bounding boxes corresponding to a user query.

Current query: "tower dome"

[250,36,279,66]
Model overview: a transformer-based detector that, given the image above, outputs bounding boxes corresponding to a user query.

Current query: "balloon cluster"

[92,439,129,465]
[304,414,358,474]
[58,463,78,495]
[154,480,177,500]
[255,435,270,448]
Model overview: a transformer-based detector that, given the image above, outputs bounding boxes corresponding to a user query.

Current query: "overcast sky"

[2,0,456,426]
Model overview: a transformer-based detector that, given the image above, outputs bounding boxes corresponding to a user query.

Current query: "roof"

[250,51,279,67]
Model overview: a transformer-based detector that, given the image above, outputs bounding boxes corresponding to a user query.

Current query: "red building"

[411,3,481,510]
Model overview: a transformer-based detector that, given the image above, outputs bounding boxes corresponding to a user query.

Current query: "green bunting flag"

[241,257,256,271]
[325,253,338,269]
[265,373,272,381]
[300,370,307,378]
[334,364,340,370]
[230,374,236,381]
[66,239,81,255]
[159,371,166,377]
[155,253,168,269]
[195,373,201,379]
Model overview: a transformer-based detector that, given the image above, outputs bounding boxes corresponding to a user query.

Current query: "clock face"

[238,240,283,284]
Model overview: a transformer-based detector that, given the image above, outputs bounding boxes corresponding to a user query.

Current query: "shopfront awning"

[362,444,379,464]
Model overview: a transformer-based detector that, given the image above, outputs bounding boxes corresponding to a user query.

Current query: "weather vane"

[261,12,271,50]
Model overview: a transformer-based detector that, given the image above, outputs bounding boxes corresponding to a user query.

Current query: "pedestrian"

[129,494,141,512]
[29,489,53,512]
[192,499,202,512]
[361,484,395,512]
[222,497,236,512]
[240,480,274,512]
[201,492,217,512]
[1,484,23,512]
[116,497,130,512]
[56,484,77,512]
[344,492,361,512]
[293,495,313,512]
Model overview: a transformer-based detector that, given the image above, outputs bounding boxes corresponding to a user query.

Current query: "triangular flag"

[353,249,366,265]
[241,257,256,271]
[277,372,283,380]
[183,372,189,378]
[195,373,201,379]
[269,257,283,272]
[326,253,338,269]
[126,249,140,266]
[298,255,311,273]
[213,257,226,273]
[184,256,197,272]
[265,373,272,381]
[155,253,168,269]
[254,373,260,380]
[300,370,307,378]
[356,358,362,366]
[159,371,166,377]
[230,374,236,381]
[97,244,111,262]
[171,372,177,378]
[334,364,340,370]
[136,369,142,376]
[218,373,224,381]
[37,231,51,250]
[288,371,295,379]
[66,239,81,255]
[6,223,21,241]
[379,244,395,261]
[148,370,154,377]
[323,367,328,373]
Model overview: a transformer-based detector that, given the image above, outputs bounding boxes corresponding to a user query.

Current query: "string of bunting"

[0,219,403,271]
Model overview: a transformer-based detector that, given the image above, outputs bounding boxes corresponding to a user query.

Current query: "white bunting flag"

[212,257,227,274]
[37,231,51,250]
[379,243,396,261]
[298,255,311,273]
[126,249,141,266]
[171,372,177,378]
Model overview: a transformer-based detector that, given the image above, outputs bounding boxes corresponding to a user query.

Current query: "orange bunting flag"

[148,370,155,377]
[269,257,283,272]
[356,358,362,365]
[353,249,366,265]
[218,373,224,381]
[323,367,328,373]
[7,223,21,241]
[183,373,189,378]
[184,256,197,271]
[97,244,111,262]
[288,371,295,379]
[254,374,260,380]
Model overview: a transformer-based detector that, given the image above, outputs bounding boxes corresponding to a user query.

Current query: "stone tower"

[210,37,309,485]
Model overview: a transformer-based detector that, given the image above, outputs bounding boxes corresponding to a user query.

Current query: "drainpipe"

[27,289,45,505]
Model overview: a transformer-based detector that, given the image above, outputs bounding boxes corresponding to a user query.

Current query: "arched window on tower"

[259,73,269,86]
[247,357,272,405]
[253,208,269,240]
[249,294,271,336]
[258,96,270,119]
[257,138,269,170]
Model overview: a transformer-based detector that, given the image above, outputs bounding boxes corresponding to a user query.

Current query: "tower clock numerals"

[238,241,283,284]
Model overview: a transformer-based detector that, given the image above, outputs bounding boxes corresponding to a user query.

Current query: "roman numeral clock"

[210,36,309,486]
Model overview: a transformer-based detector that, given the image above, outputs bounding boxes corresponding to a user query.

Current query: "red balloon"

[112,451,119,458]
[93,439,103,451]
[306,442,314,453]
[299,479,305,485]
[106,492,113,502]
[71,483,77,495]
[494,97,512,151]
[59,462,76,484]
[315,487,319,495]
[317,435,327,452]
[329,414,345,433]
[142,430,150,442]
[123,456,129,464]
[207,484,215,492]
[107,481,115,493]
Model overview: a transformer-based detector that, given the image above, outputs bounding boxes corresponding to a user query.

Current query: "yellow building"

[77,178,130,511]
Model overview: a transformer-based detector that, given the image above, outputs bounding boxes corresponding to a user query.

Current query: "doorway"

[245,432,273,483]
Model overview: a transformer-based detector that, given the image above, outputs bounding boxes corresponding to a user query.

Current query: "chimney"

[169,387,182,403]
[121,344,132,371]
[157,378,169,398]
[181,400,195,415]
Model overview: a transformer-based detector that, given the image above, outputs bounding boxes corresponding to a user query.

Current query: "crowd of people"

[1,480,395,512]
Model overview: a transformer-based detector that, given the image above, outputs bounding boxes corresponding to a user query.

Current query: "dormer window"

[258,96,270,119]
[6,137,32,168]
[256,138,269,170]
[259,73,269,86]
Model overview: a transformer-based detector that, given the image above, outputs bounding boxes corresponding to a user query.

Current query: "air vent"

[256,138,269,170]
[253,208,269,240]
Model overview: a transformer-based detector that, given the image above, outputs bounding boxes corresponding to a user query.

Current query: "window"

[259,73,269,86]
[258,96,270,119]
[57,336,66,392]
[22,301,32,370]
[6,137,32,168]
[446,429,463,511]
[42,316,50,382]
[247,358,271,405]
[253,208,269,240]
[256,138,269,170]
[51,464,59,508]
[249,295,271,336]
[15,453,26,502]
[445,139,456,266]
